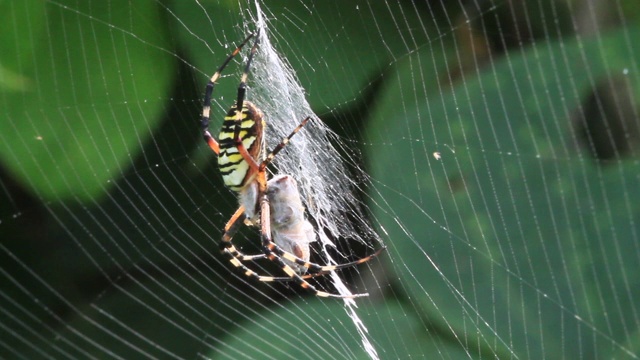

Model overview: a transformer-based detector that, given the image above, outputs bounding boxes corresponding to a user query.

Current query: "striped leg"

[258,193,368,298]
[219,206,341,282]
[220,207,383,282]
[227,115,311,204]
[232,115,312,183]
[219,204,332,282]
[199,31,309,176]
[259,116,311,171]
[219,206,281,282]
[201,33,256,156]
[265,246,385,282]
[268,244,386,275]
[229,32,261,167]
[220,206,264,260]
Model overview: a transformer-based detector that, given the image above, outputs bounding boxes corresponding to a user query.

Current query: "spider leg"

[268,244,386,274]
[257,272,334,282]
[220,206,266,260]
[220,203,383,283]
[235,30,260,113]
[219,209,381,286]
[220,205,291,282]
[260,116,311,171]
[229,35,308,187]
[201,33,256,155]
[219,206,338,283]
[228,30,261,168]
[259,193,368,298]
[255,238,385,281]
[232,115,311,193]
[230,32,264,185]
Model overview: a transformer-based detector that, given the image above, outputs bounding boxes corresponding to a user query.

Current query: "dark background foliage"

[1,0,639,358]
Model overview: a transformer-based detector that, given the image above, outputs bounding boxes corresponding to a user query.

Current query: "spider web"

[1,0,640,359]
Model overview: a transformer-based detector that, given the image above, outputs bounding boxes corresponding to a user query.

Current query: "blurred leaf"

[0,0,175,201]
[216,299,471,359]
[0,0,46,89]
[173,0,440,112]
[366,24,640,358]
[50,270,254,359]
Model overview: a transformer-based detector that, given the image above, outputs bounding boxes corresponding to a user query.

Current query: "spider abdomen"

[217,101,265,192]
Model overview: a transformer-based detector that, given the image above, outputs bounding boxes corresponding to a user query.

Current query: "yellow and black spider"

[200,33,383,298]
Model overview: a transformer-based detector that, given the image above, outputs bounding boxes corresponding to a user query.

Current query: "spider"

[200,33,383,298]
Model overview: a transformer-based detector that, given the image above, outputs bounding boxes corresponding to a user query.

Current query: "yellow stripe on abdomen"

[216,101,264,192]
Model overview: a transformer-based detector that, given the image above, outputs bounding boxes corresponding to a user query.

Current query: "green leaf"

[215,299,471,359]
[173,0,439,111]
[0,0,175,201]
[365,24,640,358]
[47,270,248,359]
